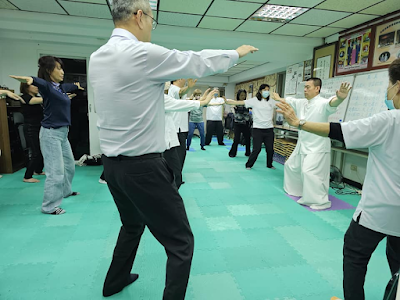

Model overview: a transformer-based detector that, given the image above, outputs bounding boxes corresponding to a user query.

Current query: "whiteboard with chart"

[320,75,355,123]
[344,70,388,122]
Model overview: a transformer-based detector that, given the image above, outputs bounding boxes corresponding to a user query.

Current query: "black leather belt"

[105,153,162,161]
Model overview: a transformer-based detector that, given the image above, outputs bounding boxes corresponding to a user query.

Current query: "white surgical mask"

[262,91,270,99]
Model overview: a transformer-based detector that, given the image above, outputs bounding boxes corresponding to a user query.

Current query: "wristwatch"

[298,119,306,130]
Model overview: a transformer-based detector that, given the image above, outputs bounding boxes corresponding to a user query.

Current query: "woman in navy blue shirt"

[11,56,84,215]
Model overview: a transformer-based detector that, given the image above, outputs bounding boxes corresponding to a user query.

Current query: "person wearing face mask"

[205,89,226,146]
[272,78,351,210]
[187,89,206,151]
[10,56,84,215]
[276,58,400,300]
[20,82,44,183]
[227,89,251,157]
[225,84,276,169]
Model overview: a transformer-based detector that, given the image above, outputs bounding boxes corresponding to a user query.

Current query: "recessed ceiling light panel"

[251,5,308,23]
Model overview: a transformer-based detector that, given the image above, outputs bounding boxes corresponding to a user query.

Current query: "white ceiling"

[0,0,399,83]
[2,0,397,36]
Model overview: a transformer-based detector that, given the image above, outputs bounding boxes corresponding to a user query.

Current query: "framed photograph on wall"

[312,42,337,79]
[336,27,373,75]
[372,16,400,70]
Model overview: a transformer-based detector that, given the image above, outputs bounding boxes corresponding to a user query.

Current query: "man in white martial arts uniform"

[164,87,215,189]
[168,78,197,183]
[272,79,351,210]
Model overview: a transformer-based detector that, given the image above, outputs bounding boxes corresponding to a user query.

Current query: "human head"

[236,89,247,101]
[38,56,64,83]
[387,58,400,109]
[256,84,270,101]
[171,79,186,88]
[193,89,202,100]
[20,83,38,96]
[111,0,155,43]
[213,88,220,97]
[304,77,322,100]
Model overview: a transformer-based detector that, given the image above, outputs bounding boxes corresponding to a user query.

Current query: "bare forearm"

[329,96,345,107]
[301,121,330,137]
[179,86,189,97]
[29,97,43,105]
[226,99,245,106]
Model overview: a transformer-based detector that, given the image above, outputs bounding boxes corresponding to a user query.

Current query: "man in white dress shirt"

[88,0,258,299]
[168,78,197,184]
[205,89,226,146]
[272,78,350,210]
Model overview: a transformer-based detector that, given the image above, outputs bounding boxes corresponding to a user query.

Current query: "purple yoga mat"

[287,194,355,212]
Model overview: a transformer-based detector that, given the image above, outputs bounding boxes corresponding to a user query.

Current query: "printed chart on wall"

[344,70,388,121]
[284,64,298,95]
[318,75,355,122]
[284,63,304,96]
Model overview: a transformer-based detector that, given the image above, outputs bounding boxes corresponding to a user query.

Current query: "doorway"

[59,57,89,160]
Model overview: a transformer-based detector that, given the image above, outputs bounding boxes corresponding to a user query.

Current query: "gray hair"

[111,0,151,23]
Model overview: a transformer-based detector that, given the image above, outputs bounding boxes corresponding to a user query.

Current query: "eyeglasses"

[134,11,158,30]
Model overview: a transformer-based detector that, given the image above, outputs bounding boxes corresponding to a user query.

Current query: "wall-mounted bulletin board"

[372,16,400,70]
[336,27,373,75]
[235,73,277,99]
[312,42,337,79]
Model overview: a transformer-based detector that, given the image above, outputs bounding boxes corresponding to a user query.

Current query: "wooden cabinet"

[0,96,25,174]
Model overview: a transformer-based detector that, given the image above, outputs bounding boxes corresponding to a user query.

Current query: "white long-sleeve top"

[286,95,336,154]
[164,95,200,150]
[89,28,239,157]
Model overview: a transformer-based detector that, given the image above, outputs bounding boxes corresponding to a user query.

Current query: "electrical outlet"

[351,165,357,171]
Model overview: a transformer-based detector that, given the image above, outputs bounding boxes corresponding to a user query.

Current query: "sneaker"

[218,143,226,146]
[201,147,206,151]
[246,167,251,170]
[99,179,107,184]
[310,202,332,210]
[267,166,276,170]
[50,207,66,215]
[186,146,189,151]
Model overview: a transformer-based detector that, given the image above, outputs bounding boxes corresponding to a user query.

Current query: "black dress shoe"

[103,274,139,297]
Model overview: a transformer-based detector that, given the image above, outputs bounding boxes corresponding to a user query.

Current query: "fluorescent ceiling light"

[251,5,308,23]
[107,0,158,10]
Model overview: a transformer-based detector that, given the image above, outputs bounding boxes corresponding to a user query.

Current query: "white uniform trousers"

[284,151,330,207]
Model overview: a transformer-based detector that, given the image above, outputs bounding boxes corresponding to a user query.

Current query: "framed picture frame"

[312,42,337,79]
[371,15,400,70]
[336,27,373,76]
